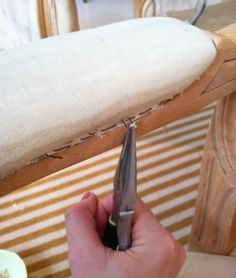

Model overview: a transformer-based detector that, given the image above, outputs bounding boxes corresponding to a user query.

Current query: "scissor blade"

[112,125,137,222]
[117,125,137,250]
[120,125,137,212]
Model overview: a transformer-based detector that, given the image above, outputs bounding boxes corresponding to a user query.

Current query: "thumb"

[131,198,168,246]
[65,192,103,262]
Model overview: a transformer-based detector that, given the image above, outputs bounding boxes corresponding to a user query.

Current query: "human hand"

[65,192,185,278]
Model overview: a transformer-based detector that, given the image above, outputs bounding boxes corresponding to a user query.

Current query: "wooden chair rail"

[0,23,236,197]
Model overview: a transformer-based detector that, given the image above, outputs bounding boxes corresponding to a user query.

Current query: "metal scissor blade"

[103,124,137,251]
[112,125,137,223]
[120,125,137,212]
[112,124,137,250]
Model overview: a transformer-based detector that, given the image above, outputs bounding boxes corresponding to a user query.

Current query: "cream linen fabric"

[0,17,216,178]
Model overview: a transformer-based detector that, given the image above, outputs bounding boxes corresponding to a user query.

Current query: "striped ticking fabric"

[0,105,215,277]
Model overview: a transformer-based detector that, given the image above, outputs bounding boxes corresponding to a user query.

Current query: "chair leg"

[133,0,155,18]
[37,0,79,38]
[188,92,236,256]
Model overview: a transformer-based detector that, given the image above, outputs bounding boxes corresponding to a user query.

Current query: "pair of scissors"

[102,124,137,251]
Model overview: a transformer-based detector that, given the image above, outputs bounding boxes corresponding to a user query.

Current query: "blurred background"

[0,0,232,50]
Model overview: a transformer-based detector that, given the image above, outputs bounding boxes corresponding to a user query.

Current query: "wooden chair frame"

[1,0,236,263]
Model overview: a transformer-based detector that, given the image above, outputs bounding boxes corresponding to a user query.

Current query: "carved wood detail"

[37,0,79,38]
[133,0,156,18]
[189,92,236,255]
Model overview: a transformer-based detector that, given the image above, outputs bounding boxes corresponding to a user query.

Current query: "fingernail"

[81,192,92,200]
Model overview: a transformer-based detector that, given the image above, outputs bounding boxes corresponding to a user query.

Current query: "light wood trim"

[37,0,79,38]
[188,91,236,256]
[37,0,49,38]
[188,23,236,256]
[133,0,155,18]
[0,24,236,197]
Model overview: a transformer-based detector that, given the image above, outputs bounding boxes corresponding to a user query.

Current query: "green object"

[0,250,27,278]
[102,214,118,250]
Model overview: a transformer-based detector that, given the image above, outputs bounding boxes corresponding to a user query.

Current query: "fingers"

[101,194,113,215]
[172,243,186,277]
[159,236,186,278]
[65,193,115,277]
[65,192,102,261]
[131,197,186,277]
[95,196,111,235]
[65,193,185,278]
[133,197,154,222]
[131,197,168,246]
[65,193,113,247]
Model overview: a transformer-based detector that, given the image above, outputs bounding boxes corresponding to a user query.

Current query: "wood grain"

[37,0,79,38]
[0,23,236,197]
[188,92,236,255]
[133,0,155,18]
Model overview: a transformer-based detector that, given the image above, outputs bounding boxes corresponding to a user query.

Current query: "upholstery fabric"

[0,17,216,179]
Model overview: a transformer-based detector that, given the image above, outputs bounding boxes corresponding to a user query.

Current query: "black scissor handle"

[102,215,118,250]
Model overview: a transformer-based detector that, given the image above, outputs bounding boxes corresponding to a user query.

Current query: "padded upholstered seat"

[0,17,215,179]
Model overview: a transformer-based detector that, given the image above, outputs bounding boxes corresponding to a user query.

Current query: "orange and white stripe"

[0,105,215,277]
